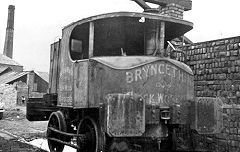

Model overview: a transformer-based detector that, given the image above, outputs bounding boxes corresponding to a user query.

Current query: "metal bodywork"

[88,57,193,108]
[57,55,195,137]
[106,93,145,137]
[63,56,194,108]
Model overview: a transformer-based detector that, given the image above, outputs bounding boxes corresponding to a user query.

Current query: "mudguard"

[191,97,223,134]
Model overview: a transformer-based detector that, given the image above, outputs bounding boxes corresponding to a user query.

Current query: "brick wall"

[179,36,240,151]
[160,3,184,19]
[221,105,240,152]
[180,36,240,102]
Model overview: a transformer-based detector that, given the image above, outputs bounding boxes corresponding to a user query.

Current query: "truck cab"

[27,11,194,121]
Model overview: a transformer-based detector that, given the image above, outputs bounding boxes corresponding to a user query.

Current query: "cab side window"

[70,39,83,60]
[69,23,89,60]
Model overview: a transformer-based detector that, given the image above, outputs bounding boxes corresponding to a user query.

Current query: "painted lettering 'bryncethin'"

[125,63,188,84]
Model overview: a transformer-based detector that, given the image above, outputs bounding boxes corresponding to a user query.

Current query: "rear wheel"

[47,111,67,152]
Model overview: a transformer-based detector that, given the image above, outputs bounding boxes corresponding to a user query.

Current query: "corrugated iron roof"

[0,71,29,84]
[0,53,22,66]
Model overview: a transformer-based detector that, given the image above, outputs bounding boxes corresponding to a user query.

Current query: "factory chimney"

[3,5,15,59]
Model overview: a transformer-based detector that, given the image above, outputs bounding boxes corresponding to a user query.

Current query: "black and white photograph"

[0,0,239,152]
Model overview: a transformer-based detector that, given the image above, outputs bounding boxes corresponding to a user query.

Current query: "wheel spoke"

[47,111,67,152]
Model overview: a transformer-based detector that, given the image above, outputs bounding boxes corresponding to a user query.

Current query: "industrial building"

[0,5,48,108]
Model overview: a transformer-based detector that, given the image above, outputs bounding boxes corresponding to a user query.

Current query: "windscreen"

[94,17,145,57]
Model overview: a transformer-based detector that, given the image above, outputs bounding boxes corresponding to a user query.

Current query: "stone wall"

[0,82,30,108]
[221,105,240,152]
[15,81,28,105]
[0,84,17,109]
[179,36,240,152]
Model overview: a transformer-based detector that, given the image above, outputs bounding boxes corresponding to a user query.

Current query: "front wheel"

[47,111,67,152]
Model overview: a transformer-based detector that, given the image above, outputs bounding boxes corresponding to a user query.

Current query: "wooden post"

[89,22,94,58]
[159,21,165,57]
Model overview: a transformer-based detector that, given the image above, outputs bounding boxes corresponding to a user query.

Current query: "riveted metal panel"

[73,61,89,108]
[58,64,73,107]
[57,29,74,107]
[106,93,145,137]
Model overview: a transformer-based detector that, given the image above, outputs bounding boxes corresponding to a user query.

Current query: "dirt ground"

[0,105,48,151]
[0,136,46,152]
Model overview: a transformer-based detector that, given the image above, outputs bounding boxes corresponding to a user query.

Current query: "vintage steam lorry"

[27,0,223,151]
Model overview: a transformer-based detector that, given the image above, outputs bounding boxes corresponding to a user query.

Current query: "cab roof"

[63,11,193,40]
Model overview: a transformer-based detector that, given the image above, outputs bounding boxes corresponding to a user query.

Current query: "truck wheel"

[47,111,67,152]
[77,117,99,152]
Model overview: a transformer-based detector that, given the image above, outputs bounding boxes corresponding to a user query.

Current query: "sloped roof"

[0,70,49,84]
[0,53,22,66]
[0,71,29,84]
[0,66,11,74]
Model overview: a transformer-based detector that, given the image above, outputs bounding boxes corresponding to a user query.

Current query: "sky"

[0,0,240,72]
